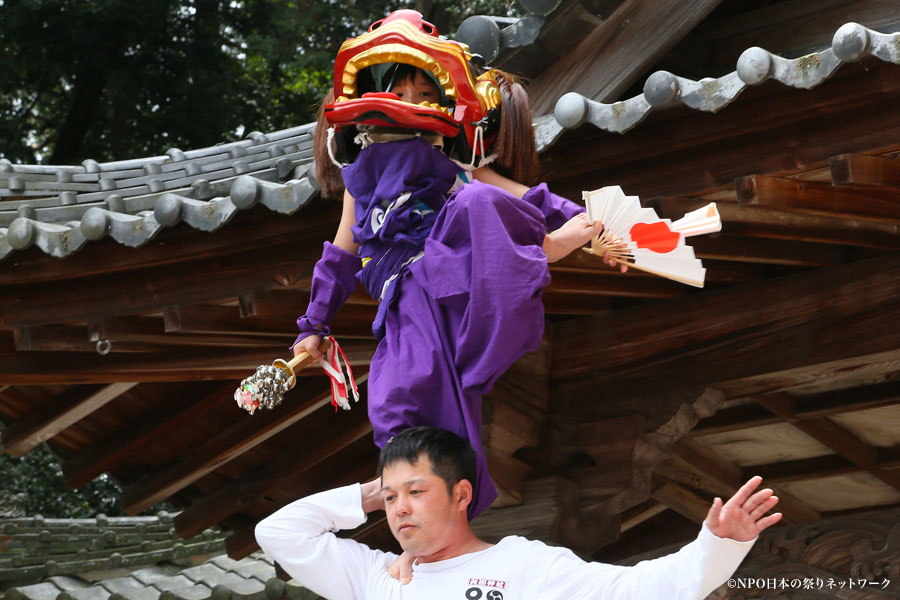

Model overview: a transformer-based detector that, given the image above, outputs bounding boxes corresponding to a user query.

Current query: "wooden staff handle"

[286,337,332,371]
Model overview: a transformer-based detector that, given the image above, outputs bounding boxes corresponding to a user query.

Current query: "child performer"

[292,13,623,523]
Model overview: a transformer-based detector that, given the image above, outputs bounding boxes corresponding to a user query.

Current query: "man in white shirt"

[256,426,782,599]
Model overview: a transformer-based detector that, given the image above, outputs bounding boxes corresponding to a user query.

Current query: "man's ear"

[452,479,473,513]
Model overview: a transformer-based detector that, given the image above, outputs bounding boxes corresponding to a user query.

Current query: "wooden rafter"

[692,380,900,436]
[163,304,294,336]
[120,373,367,514]
[0,341,376,384]
[737,174,900,221]
[657,438,820,524]
[689,236,846,267]
[754,393,900,493]
[1,382,139,457]
[61,383,234,488]
[830,153,900,188]
[652,197,900,249]
[0,237,323,327]
[552,252,900,393]
[528,0,725,114]
[174,418,373,538]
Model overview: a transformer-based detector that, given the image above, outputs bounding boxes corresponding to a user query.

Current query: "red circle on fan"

[629,221,680,253]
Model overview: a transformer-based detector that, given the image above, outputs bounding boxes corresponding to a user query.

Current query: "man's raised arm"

[532,476,782,599]
[254,479,389,599]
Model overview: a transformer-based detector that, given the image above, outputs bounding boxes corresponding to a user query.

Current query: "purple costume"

[302,137,582,518]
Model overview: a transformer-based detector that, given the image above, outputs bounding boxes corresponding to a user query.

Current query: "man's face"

[381,455,462,556]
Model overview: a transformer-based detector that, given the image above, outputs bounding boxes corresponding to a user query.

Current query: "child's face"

[392,70,441,104]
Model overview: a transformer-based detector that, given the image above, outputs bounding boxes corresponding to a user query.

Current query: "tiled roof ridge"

[1,551,324,600]
[534,22,900,150]
[0,511,226,586]
[0,125,318,261]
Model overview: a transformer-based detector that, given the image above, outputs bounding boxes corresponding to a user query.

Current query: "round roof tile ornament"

[211,585,232,600]
[82,208,110,240]
[737,47,774,85]
[167,147,187,162]
[109,551,123,567]
[0,158,12,173]
[265,578,286,600]
[644,71,680,107]
[45,559,59,576]
[155,194,183,226]
[456,16,501,65]
[17,205,37,220]
[8,175,24,193]
[833,22,870,62]
[554,92,589,129]
[192,179,214,200]
[106,195,126,213]
[82,159,100,173]
[231,176,260,210]
[7,218,36,250]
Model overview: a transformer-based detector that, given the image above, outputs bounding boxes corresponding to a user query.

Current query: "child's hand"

[544,213,601,263]
[387,551,415,584]
[293,335,326,361]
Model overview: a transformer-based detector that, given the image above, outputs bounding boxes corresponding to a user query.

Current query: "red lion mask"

[324,10,502,165]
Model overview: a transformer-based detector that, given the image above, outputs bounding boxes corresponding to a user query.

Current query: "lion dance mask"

[324,9,502,166]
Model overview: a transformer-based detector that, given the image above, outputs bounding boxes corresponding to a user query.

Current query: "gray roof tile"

[536,22,900,149]
[5,582,64,600]
[99,576,164,600]
[159,583,212,600]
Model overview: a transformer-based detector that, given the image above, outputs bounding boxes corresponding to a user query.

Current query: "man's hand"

[360,477,385,514]
[706,476,782,542]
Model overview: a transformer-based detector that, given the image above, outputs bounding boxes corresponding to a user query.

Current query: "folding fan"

[582,186,721,288]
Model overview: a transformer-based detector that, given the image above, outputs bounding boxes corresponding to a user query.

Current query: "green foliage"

[0,445,125,518]
[0,0,519,166]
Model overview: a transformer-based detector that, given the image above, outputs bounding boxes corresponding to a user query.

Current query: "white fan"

[582,186,721,288]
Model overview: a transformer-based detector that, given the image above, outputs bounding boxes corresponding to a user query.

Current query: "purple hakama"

[340,137,579,518]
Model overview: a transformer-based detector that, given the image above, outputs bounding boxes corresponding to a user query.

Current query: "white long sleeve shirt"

[255,483,755,600]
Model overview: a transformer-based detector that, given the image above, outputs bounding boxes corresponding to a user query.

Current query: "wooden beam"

[546,269,685,299]
[830,153,900,189]
[0,341,376,384]
[120,373,367,514]
[652,197,900,250]
[737,174,900,221]
[528,0,725,113]
[743,453,858,484]
[224,454,381,560]
[62,383,234,488]
[87,315,294,348]
[163,304,294,336]
[689,236,846,267]
[672,438,820,524]
[618,501,668,533]
[239,289,376,319]
[698,0,900,71]
[650,480,710,525]
[13,325,159,353]
[0,237,323,327]
[553,252,900,387]
[692,379,900,436]
[1,382,139,457]
[174,418,373,538]
[755,393,900,492]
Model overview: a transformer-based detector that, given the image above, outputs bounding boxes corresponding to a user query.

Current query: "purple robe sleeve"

[293,241,362,349]
[521,183,584,231]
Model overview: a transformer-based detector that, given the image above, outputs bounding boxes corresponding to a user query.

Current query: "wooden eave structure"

[2,0,900,587]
